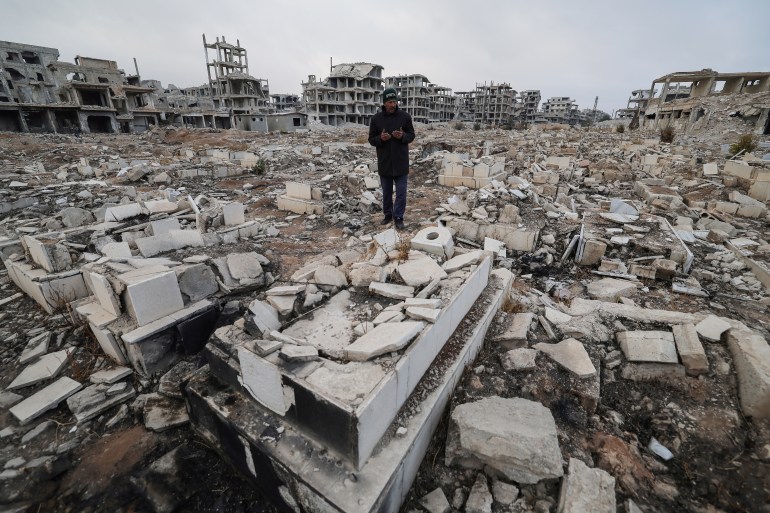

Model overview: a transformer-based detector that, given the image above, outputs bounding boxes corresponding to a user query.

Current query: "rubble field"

[1,122,769,513]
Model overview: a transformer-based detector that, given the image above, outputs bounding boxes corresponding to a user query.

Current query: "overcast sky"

[2,0,768,115]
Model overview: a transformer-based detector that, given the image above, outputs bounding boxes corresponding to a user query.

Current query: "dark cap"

[382,87,398,103]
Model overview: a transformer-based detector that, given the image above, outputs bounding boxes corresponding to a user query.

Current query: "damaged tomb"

[0,102,770,513]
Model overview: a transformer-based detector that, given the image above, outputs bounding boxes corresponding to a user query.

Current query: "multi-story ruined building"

[642,69,770,134]
[453,90,477,122]
[541,96,579,125]
[271,94,301,112]
[513,90,541,125]
[615,89,655,119]
[384,74,456,124]
[302,62,384,126]
[0,40,159,133]
[203,35,272,131]
[473,82,516,126]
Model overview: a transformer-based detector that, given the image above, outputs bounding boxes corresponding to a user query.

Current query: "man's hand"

[380,129,391,141]
[392,127,404,140]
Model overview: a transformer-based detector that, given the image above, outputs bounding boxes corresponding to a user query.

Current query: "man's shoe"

[394,218,405,230]
[380,215,393,225]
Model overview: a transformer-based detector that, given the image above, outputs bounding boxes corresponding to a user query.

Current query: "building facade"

[302,62,384,126]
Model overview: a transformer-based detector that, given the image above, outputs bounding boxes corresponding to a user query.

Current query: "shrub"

[660,126,675,143]
[616,124,625,134]
[252,158,266,175]
[729,134,757,157]
[473,122,481,131]
[454,122,465,130]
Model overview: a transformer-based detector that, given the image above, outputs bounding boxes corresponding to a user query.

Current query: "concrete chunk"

[19,331,51,365]
[442,249,484,273]
[672,323,709,376]
[618,331,678,363]
[397,257,447,287]
[493,312,535,348]
[465,474,493,513]
[90,366,133,384]
[587,278,636,301]
[695,315,731,342]
[534,338,597,378]
[501,348,538,371]
[8,349,73,390]
[727,329,770,419]
[222,202,245,226]
[123,271,184,327]
[345,321,425,361]
[556,458,616,513]
[10,377,83,425]
[369,281,415,300]
[446,396,563,484]
[419,487,450,513]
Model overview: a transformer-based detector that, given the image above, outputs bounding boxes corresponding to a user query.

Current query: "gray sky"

[2,0,768,115]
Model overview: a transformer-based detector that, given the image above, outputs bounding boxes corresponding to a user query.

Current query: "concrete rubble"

[0,114,769,513]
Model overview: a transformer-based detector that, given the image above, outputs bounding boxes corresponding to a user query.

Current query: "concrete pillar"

[44,109,56,133]
[18,110,29,133]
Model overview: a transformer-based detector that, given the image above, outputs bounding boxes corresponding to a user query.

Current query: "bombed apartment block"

[513,89,541,125]
[0,40,159,134]
[455,82,516,127]
[302,62,384,126]
[642,69,770,134]
[270,93,301,112]
[615,88,655,120]
[540,96,579,125]
[384,73,456,124]
[202,34,272,131]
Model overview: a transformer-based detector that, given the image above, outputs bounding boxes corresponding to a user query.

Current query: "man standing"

[368,87,415,230]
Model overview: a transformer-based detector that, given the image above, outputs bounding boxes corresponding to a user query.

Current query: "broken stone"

[10,377,83,425]
[556,458,616,513]
[397,257,447,287]
[345,321,425,361]
[465,474,493,513]
[313,264,348,287]
[534,338,597,378]
[618,331,678,363]
[672,323,709,376]
[727,329,770,419]
[493,312,534,349]
[279,344,319,362]
[500,348,538,371]
[89,366,133,384]
[419,487,450,513]
[442,249,484,273]
[143,393,189,432]
[405,306,441,323]
[369,281,415,300]
[587,278,637,301]
[446,396,563,484]
[226,252,264,281]
[8,349,73,390]
[19,331,51,364]
[695,315,731,342]
[66,382,136,422]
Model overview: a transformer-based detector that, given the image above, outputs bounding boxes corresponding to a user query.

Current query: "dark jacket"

[368,106,415,177]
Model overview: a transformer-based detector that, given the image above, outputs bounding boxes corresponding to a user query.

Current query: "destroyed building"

[540,96,579,125]
[513,89,541,125]
[202,34,272,130]
[270,93,301,112]
[302,62,384,126]
[0,40,159,134]
[384,73,456,124]
[641,69,770,134]
[615,89,655,119]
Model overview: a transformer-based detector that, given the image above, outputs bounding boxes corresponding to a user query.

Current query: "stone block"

[104,203,143,222]
[285,181,313,200]
[277,195,324,215]
[702,162,718,176]
[88,272,121,316]
[122,271,184,326]
[345,321,425,361]
[672,323,709,376]
[9,377,83,425]
[695,315,731,342]
[556,458,616,513]
[223,202,245,226]
[587,278,636,301]
[617,331,678,363]
[493,312,535,349]
[369,281,415,300]
[8,349,73,390]
[446,396,563,483]
[501,347,538,371]
[723,160,752,179]
[727,329,770,419]
[101,242,132,258]
[576,239,607,266]
[534,338,596,378]
[177,264,218,302]
[397,257,447,287]
[149,217,181,236]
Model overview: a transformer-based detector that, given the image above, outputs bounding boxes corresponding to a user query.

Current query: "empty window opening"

[87,115,113,133]
[23,110,46,130]
[80,89,107,106]
[0,111,21,131]
[66,72,86,82]
[36,73,44,81]
[293,117,301,126]
[5,52,20,61]
[98,77,109,84]
[54,111,79,132]
[713,81,726,93]
[21,52,41,65]
[6,68,25,80]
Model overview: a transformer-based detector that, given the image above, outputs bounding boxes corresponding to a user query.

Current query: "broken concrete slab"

[501,348,538,371]
[9,377,83,425]
[695,315,731,342]
[8,349,73,390]
[313,264,348,287]
[618,331,678,363]
[534,338,596,378]
[397,257,447,287]
[90,366,133,384]
[556,458,616,513]
[345,321,425,361]
[279,344,319,362]
[587,278,637,301]
[411,225,455,258]
[727,329,770,419]
[442,249,484,273]
[369,281,415,300]
[446,396,563,484]
[121,270,184,326]
[672,323,709,376]
[143,393,190,432]
[493,312,535,349]
[419,487,450,513]
[66,382,136,422]
[405,306,441,323]
[19,331,51,365]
